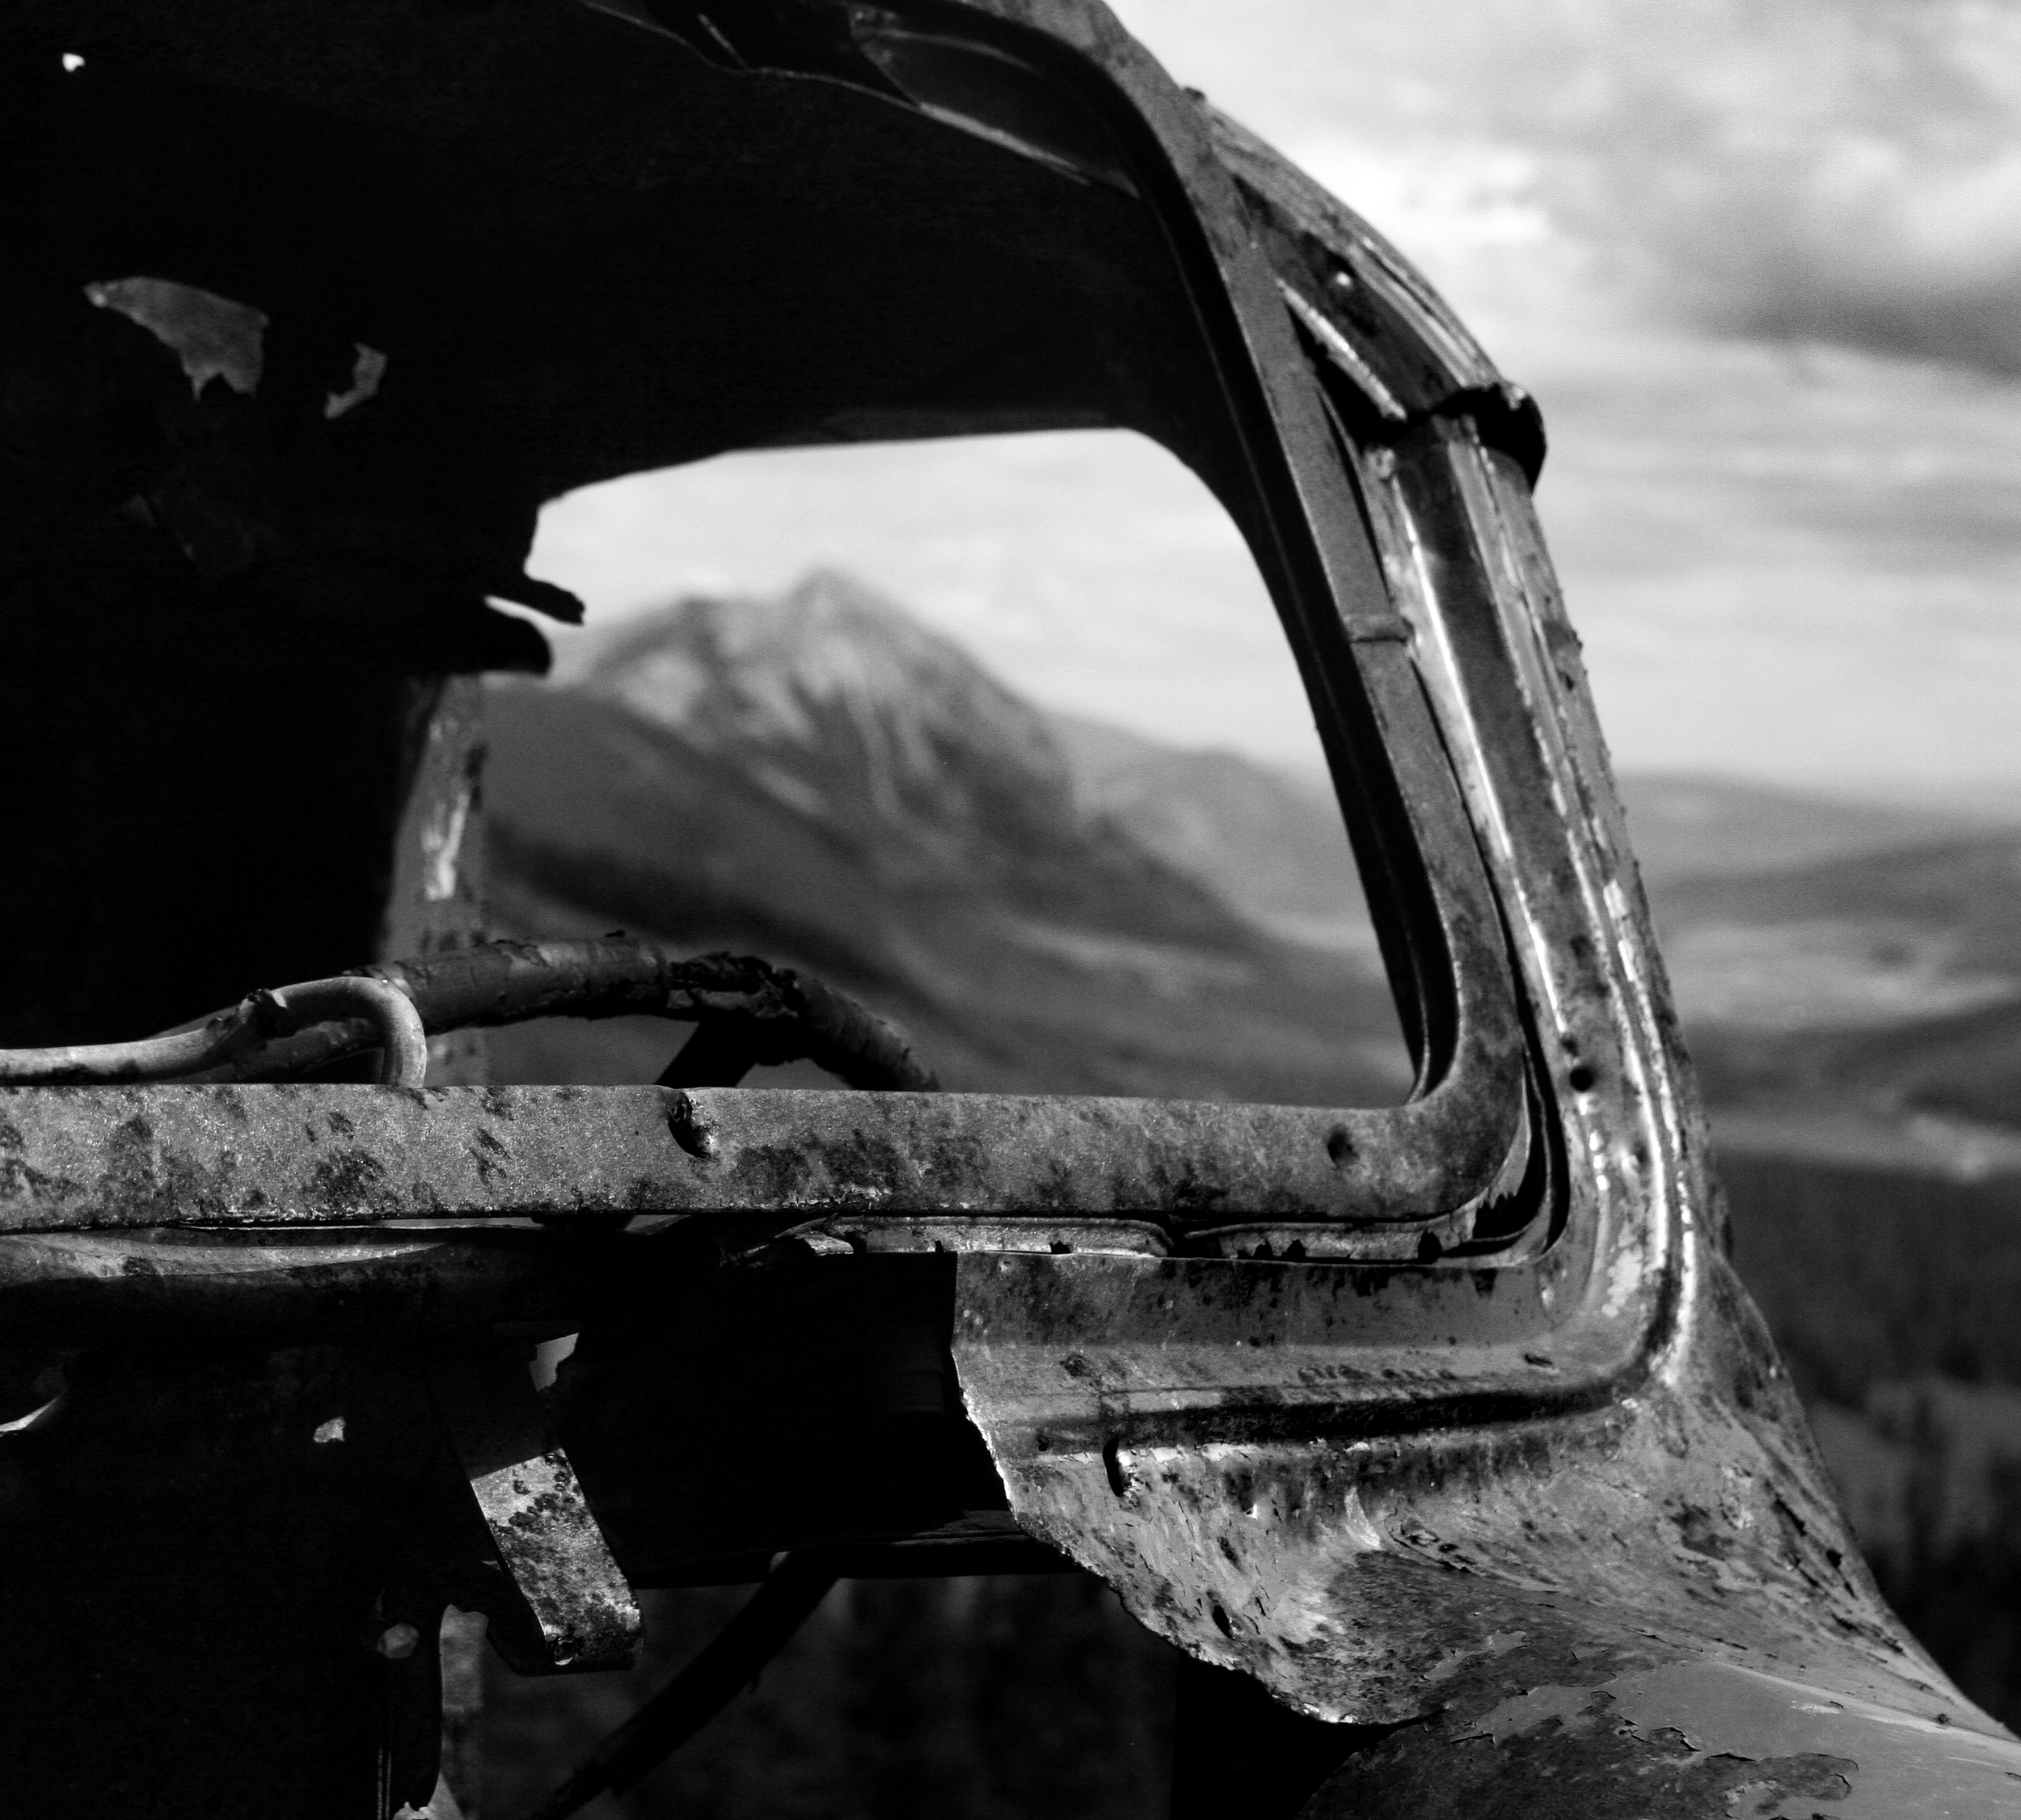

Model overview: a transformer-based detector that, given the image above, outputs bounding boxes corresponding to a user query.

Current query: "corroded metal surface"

[0,974,427,1087]
[56,940,940,1093]
[180,940,945,1093]
[1205,108,1540,469]
[430,1350,641,1674]
[1308,1657,2021,1818]
[369,940,939,1092]
[0,1082,1525,1248]
[953,1248,1939,1722]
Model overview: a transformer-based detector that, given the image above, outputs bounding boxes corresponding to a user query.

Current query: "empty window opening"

[484,430,1410,1107]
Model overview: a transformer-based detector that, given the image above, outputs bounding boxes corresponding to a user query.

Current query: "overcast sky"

[530,0,2021,800]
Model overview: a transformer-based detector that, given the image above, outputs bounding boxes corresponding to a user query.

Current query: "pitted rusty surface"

[1205,110,1504,420]
[953,1248,1972,1736]
[1310,1659,2021,1818]
[0,1081,1525,1239]
[466,1442,639,1671]
[668,1088,1523,1233]
[430,1351,639,1673]
[0,1084,687,1227]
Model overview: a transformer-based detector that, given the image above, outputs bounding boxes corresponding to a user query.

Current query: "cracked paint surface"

[1357,1659,2021,1818]
[83,276,267,396]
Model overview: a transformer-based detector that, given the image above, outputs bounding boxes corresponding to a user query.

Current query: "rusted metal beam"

[0,1080,1528,1253]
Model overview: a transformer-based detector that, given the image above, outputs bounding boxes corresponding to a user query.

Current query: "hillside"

[572,575,1240,939]
[1048,715,1375,956]
[1614,771,1994,888]
[1648,825,2021,1138]
[1659,830,2021,1002]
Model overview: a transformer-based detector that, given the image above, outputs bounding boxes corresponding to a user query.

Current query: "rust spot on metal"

[429,1350,639,1674]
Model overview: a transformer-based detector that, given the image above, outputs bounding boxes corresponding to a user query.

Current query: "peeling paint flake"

[1425,1628,1532,1687]
[1599,1238,1642,1318]
[1602,1661,2021,1817]
[1340,1484,1386,1553]
[84,277,267,397]
[324,343,387,420]
[420,782,472,903]
[1460,1680,1600,1745]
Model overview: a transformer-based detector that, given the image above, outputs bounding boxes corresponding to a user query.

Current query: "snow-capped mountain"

[580,570,1075,882]
[546,570,1245,944]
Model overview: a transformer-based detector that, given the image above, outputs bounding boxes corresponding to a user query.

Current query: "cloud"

[529,5,2021,793]
[1114,0,2021,374]
[1634,136,2021,371]
[1551,1,2021,371]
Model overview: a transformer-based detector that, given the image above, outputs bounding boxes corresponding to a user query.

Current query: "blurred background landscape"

[466,0,2021,1810]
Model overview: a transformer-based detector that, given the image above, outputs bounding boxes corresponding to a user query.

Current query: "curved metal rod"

[0,942,927,1094]
[188,939,937,1092]
[265,977,430,1087]
[0,975,428,1087]
[0,1021,236,1086]
[522,1554,839,1820]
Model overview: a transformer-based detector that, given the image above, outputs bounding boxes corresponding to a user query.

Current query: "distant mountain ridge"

[1615,772,2010,889]
[1659,830,2021,977]
[582,572,1095,900]
[484,572,1408,1104]
[489,567,2021,1133]
[550,579,2021,944]
[1653,825,2021,1146]
[1048,713,1374,952]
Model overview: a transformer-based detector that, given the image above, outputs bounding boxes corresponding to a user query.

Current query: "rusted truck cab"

[0,2,2015,1814]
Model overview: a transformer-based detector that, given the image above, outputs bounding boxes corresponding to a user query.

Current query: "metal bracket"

[428,1349,641,1674]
